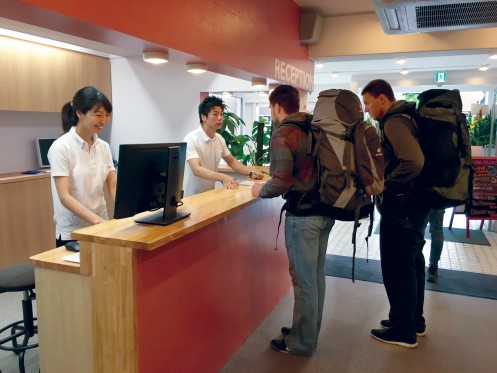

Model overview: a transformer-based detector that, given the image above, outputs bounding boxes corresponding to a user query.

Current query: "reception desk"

[31,184,290,373]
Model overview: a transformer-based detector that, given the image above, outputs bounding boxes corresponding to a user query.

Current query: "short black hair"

[269,85,300,114]
[361,79,395,101]
[198,96,227,123]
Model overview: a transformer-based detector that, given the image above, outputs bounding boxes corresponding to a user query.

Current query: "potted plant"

[468,110,496,155]
[217,111,270,165]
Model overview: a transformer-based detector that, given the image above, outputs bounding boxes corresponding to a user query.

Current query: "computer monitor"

[36,138,57,169]
[113,142,190,226]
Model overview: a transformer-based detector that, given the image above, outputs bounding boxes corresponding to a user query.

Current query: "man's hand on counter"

[251,182,264,197]
[221,174,239,189]
[249,170,264,180]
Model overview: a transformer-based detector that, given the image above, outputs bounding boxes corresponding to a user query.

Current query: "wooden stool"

[0,263,38,373]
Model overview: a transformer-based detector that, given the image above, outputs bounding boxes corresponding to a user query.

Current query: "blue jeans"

[425,208,445,268]
[284,214,335,355]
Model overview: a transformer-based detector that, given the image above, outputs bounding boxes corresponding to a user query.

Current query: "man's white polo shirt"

[183,126,230,197]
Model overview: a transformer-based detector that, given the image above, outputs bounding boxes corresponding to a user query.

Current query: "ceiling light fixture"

[315,62,324,68]
[268,83,280,92]
[479,64,490,71]
[186,62,207,74]
[395,57,407,65]
[330,72,338,78]
[252,77,267,89]
[258,91,269,97]
[143,51,169,64]
[400,68,410,75]
[489,54,497,60]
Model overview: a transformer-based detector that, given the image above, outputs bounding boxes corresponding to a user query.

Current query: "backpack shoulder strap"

[279,117,312,133]
[280,119,314,155]
[380,112,419,154]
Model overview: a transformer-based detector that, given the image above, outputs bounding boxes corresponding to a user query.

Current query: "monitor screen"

[36,138,57,168]
[114,143,190,226]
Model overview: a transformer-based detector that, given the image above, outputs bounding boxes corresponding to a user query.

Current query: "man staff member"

[183,95,262,197]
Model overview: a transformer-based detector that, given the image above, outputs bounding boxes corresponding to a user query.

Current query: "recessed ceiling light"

[268,83,280,92]
[258,91,269,97]
[330,72,338,78]
[489,54,497,60]
[252,77,267,89]
[479,64,490,71]
[395,57,407,65]
[143,51,169,64]
[315,62,324,68]
[186,62,207,74]
[400,68,409,75]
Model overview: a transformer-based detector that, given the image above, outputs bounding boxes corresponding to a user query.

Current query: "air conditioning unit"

[374,0,497,34]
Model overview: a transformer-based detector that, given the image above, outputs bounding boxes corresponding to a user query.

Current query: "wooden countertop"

[0,171,51,184]
[217,165,269,174]
[30,247,81,274]
[30,174,272,272]
[72,181,270,251]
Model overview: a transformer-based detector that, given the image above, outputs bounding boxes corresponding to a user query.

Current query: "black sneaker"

[371,328,417,348]
[281,326,291,336]
[271,338,291,354]
[427,266,439,283]
[270,338,312,357]
[380,319,426,337]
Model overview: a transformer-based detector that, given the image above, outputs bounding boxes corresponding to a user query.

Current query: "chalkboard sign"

[468,156,497,218]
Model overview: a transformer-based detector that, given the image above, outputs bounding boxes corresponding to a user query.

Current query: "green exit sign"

[436,72,447,83]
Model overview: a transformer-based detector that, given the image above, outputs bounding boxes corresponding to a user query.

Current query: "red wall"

[6,0,313,89]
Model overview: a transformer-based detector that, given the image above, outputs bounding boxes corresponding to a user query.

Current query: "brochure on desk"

[62,252,80,263]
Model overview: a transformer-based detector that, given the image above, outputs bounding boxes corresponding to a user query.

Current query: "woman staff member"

[48,86,116,247]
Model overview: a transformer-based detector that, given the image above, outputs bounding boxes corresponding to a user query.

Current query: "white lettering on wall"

[274,58,313,91]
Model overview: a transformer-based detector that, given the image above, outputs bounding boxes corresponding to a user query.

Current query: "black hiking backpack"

[385,89,474,209]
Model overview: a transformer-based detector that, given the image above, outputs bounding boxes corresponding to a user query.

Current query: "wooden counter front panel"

[135,197,290,373]
[0,175,55,267]
[36,267,93,373]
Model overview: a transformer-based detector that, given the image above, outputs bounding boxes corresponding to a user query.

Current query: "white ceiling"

[294,0,497,92]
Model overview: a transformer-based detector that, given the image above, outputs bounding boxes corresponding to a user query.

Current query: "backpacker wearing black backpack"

[283,89,385,281]
[382,89,474,210]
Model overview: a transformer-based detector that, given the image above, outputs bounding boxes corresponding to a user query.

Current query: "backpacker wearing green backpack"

[283,89,385,281]
[383,89,474,210]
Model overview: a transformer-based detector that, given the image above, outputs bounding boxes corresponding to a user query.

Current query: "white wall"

[0,55,265,174]
[109,56,262,159]
[0,111,62,173]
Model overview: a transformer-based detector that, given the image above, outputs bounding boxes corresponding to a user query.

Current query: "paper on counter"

[62,252,80,263]
[238,180,256,186]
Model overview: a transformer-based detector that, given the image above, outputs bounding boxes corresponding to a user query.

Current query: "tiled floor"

[327,207,497,276]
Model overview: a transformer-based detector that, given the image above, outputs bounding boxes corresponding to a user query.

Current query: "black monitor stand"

[134,146,190,226]
[134,209,191,226]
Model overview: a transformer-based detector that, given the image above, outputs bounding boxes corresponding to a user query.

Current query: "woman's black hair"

[61,86,113,133]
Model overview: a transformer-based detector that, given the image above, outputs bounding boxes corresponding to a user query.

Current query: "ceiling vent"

[374,0,497,34]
